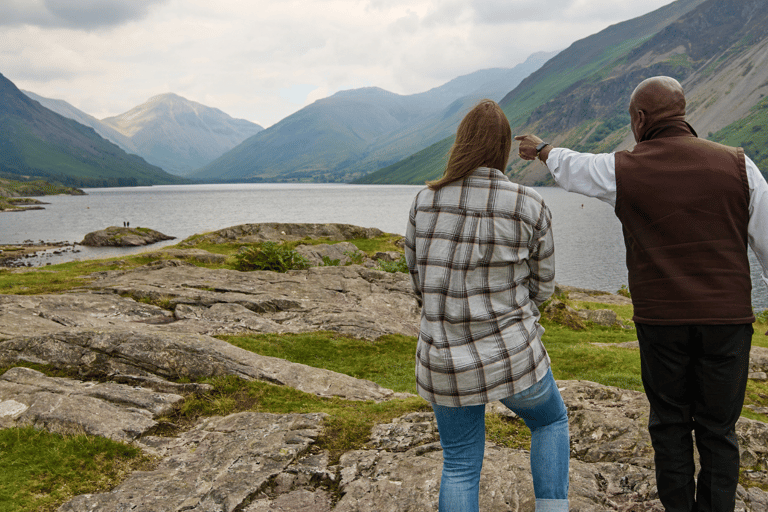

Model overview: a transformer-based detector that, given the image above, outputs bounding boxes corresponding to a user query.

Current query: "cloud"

[0,0,681,128]
[0,0,169,30]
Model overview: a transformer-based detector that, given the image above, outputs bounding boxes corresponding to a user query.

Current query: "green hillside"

[0,73,188,188]
[710,96,768,179]
[355,0,708,185]
[354,136,453,185]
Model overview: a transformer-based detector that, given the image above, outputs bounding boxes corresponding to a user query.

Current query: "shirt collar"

[640,117,699,142]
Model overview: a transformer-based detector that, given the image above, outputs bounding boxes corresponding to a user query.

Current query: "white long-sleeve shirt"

[546,147,768,289]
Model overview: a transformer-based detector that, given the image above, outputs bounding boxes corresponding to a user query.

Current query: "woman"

[404,99,569,512]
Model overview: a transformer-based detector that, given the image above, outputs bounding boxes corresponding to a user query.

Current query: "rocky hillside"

[0,73,187,188]
[365,0,768,186]
[507,0,768,184]
[22,90,138,155]
[1,224,768,510]
[191,53,554,184]
[100,93,264,176]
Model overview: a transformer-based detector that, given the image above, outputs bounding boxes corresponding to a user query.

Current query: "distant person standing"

[517,76,768,512]
[405,99,569,512]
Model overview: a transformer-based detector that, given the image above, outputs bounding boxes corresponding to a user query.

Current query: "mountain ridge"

[359,0,768,186]
[0,73,185,188]
[191,52,556,183]
[100,93,264,176]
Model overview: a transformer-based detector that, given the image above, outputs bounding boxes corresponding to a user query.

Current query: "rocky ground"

[0,241,78,267]
[1,223,768,511]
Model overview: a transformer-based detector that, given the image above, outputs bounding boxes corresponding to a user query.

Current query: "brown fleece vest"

[614,119,754,325]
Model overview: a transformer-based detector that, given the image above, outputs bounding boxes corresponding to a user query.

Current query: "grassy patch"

[571,301,635,325]
[160,375,430,463]
[0,426,155,512]
[220,332,418,394]
[346,234,403,255]
[485,413,532,451]
[542,320,643,391]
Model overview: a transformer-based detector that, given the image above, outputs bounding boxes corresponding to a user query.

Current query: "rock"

[180,223,384,247]
[0,367,183,441]
[749,346,768,376]
[0,265,420,341]
[543,298,586,330]
[81,226,175,247]
[87,264,421,340]
[557,284,633,306]
[373,251,403,262]
[142,248,228,264]
[0,292,175,338]
[560,380,654,468]
[245,489,334,512]
[294,242,361,266]
[0,328,401,402]
[0,224,766,510]
[577,308,620,326]
[59,412,326,512]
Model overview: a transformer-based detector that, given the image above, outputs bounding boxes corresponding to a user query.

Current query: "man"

[517,76,768,512]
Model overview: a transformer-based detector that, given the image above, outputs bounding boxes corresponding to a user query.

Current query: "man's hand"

[515,134,544,161]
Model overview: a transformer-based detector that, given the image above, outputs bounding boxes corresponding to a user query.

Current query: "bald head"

[629,76,686,141]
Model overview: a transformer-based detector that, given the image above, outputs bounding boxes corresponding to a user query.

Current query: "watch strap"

[535,141,550,154]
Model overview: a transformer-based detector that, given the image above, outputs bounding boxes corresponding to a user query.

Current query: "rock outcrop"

[81,226,175,247]
[0,225,767,510]
[180,223,385,246]
[0,328,400,403]
[41,382,768,511]
[0,366,190,441]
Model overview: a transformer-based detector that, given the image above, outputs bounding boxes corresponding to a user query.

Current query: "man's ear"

[635,109,649,139]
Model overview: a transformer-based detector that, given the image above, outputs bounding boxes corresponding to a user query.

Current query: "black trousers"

[637,323,753,512]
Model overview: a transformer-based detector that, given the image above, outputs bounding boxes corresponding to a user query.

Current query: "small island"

[81,226,175,247]
[0,177,85,212]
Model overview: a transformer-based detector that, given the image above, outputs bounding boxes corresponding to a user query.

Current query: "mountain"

[502,0,768,184]
[360,0,768,186]
[0,73,186,187]
[191,52,555,183]
[22,90,138,155]
[101,93,264,176]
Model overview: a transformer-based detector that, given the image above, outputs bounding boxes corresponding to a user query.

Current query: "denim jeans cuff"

[535,498,569,512]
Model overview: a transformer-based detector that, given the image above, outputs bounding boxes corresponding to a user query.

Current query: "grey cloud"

[467,0,575,24]
[0,0,169,30]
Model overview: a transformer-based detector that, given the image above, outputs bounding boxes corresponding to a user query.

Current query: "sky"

[1,0,678,128]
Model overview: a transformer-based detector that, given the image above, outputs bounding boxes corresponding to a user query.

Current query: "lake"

[2,182,766,310]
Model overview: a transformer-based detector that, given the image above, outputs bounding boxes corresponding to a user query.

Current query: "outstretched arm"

[515,134,617,206]
[746,155,768,289]
[515,134,553,164]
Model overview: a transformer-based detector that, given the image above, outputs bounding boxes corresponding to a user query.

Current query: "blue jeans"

[431,369,569,512]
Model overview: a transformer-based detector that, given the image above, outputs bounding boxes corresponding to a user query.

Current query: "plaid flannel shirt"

[404,167,555,406]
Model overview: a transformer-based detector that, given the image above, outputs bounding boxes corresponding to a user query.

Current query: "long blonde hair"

[427,99,512,190]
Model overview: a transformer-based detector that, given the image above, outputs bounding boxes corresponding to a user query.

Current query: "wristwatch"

[535,141,550,155]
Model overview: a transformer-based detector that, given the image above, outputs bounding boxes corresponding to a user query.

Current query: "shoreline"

[0,242,80,267]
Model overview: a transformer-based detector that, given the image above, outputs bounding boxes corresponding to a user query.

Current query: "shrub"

[234,242,310,272]
[320,255,341,267]
[343,249,365,265]
[617,284,631,298]
[376,255,408,273]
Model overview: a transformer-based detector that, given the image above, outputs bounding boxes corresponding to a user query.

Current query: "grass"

[220,332,418,394]
[4,246,768,506]
[0,233,406,296]
[158,374,431,463]
[0,426,155,512]
[0,258,138,295]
